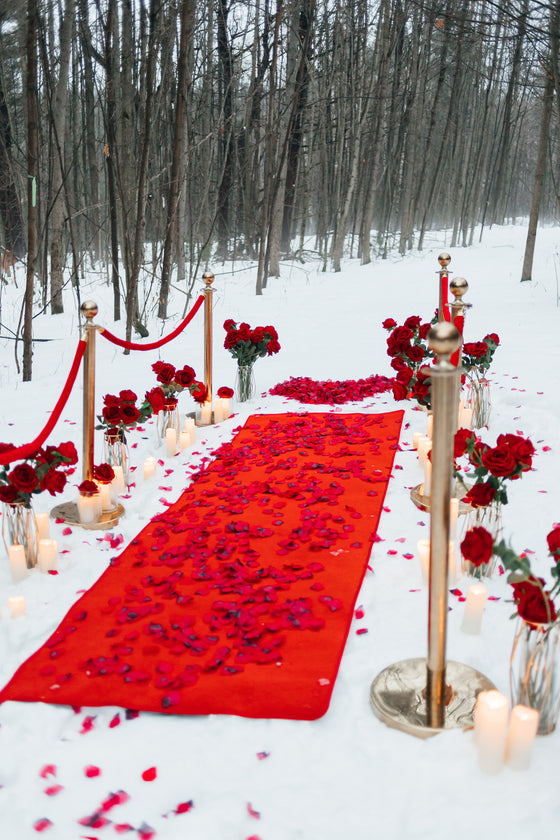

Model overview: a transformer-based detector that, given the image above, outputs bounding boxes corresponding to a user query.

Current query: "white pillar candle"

[77,493,101,524]
[423,459,432,497]
[112,465,125,494]
[143,457,157,480]
[460,406,473,429]
[412,431,423,450]
[426,414,433,439]
[165,427,177,457]
[180,431,190,451]
[474,690,510,774]
[417,436,432,467]
[38,538,58,573]
[184,416,196,434]
[213,399,225,424]
[461,583,488,634]
[418,538,430,585]
[98,482,113,512]
[35,511,50,540]
[506,705,540,771]
[449,497,459,542]
[199,402,212,426]
[8,545,28,583]
[448,540,457,586]
[7,595,26,618]
[221,398,231,420]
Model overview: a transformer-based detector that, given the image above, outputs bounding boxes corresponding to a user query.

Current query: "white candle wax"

[77,493,101,524]
[221,398,231,420]
[448,541,457,586]
[461,583,488,634]
[418,538,430,585]
[460,406,473,429]
[426,414,433,439]
[38,538,58,573]
[213,399,225,424]
[8,544,28,583]
[506,705,540,771]
[449,497,459,542]
[113,465,125,494]
[423,459,432,497]
[35,511,50,540]
[165,427,177,457]
[474,690,510,774]
[199,402,212,426]
[417,436,432,467]
[180,431,190,451]
[7,595,26,618]
[98,481,114,512]
[143,457,157,480]
[184,416,196,434]
[412,431,423,450]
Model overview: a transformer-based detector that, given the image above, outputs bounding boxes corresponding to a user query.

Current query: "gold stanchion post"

[203,271,214,408]
[437,252,452,322]
[81,300,98,481]
[449,276,471,331]
[370,322,495,737]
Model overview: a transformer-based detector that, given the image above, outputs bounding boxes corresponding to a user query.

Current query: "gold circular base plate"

[410,482,472,514]
[370,658,496,739]
[50,501,124,531]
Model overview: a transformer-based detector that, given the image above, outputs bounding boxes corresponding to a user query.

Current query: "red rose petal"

[175,800,194,814]
[44,784,63,796]
[62,527,72,536]
[33,818,53,832]
[109,714,121,728]
[80,715,95,734]
[247,803,261,819]
[84,765,101,778]
[142,766,157,782]
[39,764,57,779]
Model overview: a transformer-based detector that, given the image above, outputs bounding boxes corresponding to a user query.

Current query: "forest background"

[1,0,559,379]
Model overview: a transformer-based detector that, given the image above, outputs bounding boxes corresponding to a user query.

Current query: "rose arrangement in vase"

[223,320,280,402]
[96,389,153,441]
[492,525,560,734]
[382,316,434,407]
[143,361,207,444]
[461,332,500,428]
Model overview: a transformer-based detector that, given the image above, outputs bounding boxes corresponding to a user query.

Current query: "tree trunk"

[23,0,38,382]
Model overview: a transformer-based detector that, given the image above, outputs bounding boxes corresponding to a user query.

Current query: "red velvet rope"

[99,294,205,351]
[0,339,87,466]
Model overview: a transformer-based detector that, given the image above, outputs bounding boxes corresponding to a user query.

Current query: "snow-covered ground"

[0,225,559,839]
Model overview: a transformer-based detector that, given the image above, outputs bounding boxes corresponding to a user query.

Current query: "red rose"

[103,404,121,424]
[190,381,208,404]
[145,387,166,413]
[120,404,140,425]
[217,386,234,398]
[460,526,494,567]
[153,362,176,385]
[264,325,278,340]
[404,316,422,330]
[512,576,557,624]
[103,393,120,406]
[484,333,499,346]
[382,318,397,330]
[546,527,560,559]
[463,341,488,359]
[496,433,534,470]
[418,323,431,340]
[392,380,409,401]
[267,339,281,355]
[163,398,178,409]
[40,469,67,496]
[78,480,99,495]
[251,327,265,343]
[406,344,425,363]
[224,330,240,350]
[223,319,236,331]
[55,442,78,465]
[463,482,496,508]
[119,389,137,403]
[412,369,431,402]
[396,366,414,386]
[94,463,115,483]
[238,324,251,341]
[387,326,413,354]
[0,484,19,503]
[481,444,517,477]
[390,357,408,372]
[8,463,38,493]
[174,365,196,387]
[454,427,475,459]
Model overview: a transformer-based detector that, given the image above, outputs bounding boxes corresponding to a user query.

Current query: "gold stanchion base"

[410,481,472,514]
[50,501,124,531]
[370,657,495,739]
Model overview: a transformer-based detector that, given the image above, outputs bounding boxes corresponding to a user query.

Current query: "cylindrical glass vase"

[156,403,181,446]
[103,432,130,488]
[461,500,502,579]
[2,501,38,568]
[235,364,256,403]
[465,371,491,429]
[510,619,560,735]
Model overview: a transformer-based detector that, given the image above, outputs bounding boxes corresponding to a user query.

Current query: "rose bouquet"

[382,316,435,406]
[0,441,78,507]
[143,361,208,414]
[461,333,500,376]
[96,390,152,442]
[223,320,280,366]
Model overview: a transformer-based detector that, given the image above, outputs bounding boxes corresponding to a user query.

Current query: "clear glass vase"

[103,431,130,488]
[156,403,181,446]
[510,619,560,735]
[461,500,502,579]
[465,371,491,429]
[235,364,256,402]
[2,501,37,568]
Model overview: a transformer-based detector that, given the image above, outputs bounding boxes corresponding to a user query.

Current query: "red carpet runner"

[0,411,403,720]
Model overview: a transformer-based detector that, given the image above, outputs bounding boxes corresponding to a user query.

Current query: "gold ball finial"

[80,300,98,320]
[449,276,468,300]
[438,252,451,268]
[428,321,461,357]
[202,270,215,287]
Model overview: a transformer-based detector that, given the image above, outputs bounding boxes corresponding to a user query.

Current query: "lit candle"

[221,398,231,420]
[449,497,459,542]
[184,416,195,434]
[7,595,26,618]
[213,399,225,424]
[35,511,50,540]
[38,538,58,573]
[426,414,433,439]
[461,583,488,634]
[98,482,114,512]
[412,431,422,450]
[506,705,540,771]
[8,545,28,583]
[423,459,432,497]
[460,405,473,429]
[199,402,212,426]
[417,436,432,467]
[112,465,125,494]
[474,690,510,774]
[77,493,101,524]
[143,457,157,480]
[180,431,190,451]
[165,428,177,457]
[418,538,430,585]
[448,540,457,586]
